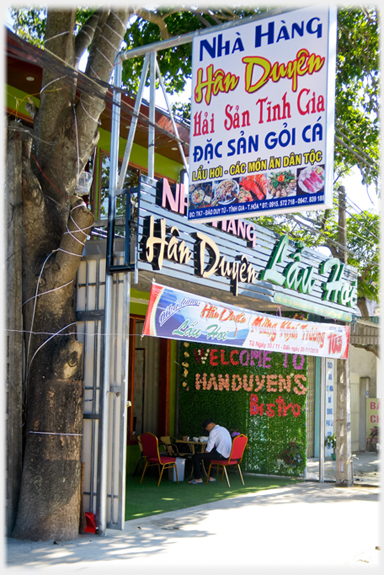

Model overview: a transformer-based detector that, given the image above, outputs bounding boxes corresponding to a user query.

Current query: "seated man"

[188,419,232,484]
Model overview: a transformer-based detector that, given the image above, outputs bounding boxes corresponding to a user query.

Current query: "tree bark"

[12,7,131,541]
[6,125,24,536]
[12,133,94,541]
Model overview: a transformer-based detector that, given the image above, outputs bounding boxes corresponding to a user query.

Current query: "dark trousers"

[192,448,226,479]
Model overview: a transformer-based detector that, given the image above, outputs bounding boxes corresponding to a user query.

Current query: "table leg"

[186,457,207,479]
[185,443,195,479]
[198,444,208,477]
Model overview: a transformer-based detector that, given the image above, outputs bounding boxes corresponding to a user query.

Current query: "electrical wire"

[345,194,378,216]
[308,211,379,249]
[25,250,56,378]
[284,213,378,264]
[270,204,379,253]
[334,136,379,175]
[21,202,94,388]
[7,29,191,152]
[8,28,380,167]
[335,121,379,162]
[343,207,380,243]
[31,153,70,199]
[335,127,379,169]
[73,104,80,183]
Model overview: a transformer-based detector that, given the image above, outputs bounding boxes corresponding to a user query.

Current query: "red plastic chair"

[139,432,179,486]
[132,434,145,477]
[206,434,248,487]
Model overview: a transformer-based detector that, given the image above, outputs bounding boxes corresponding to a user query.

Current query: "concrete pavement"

[306,450,380,487]
[5,452,382,573]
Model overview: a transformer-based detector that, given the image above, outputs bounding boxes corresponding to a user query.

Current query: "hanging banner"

[188,6,337,223]
[143,283,350,359]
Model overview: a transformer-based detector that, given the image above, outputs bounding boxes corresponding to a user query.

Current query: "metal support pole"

[118,271,131,529]
[98,55,122,535]
[335,185,352,486]
[148,52,156,179]
[319,357,326,482]
[154,59,189,172]
[117,53,150,190]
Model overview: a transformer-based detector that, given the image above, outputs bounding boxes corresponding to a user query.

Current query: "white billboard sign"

[325,359,335,456]
[188,6,337,223]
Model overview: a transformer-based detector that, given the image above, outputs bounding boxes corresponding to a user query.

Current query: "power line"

[283,213,378,264]
[345,192,378,215]
[343,207,380,244]
[334,136,379,175]
[345,195,364,214]
[336,121,379,163]
[7,29,191,151]
[278,201,379,251]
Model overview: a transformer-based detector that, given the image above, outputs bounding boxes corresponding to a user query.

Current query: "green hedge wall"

[178,342,308,477]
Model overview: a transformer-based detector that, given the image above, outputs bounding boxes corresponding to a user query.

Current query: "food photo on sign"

[296,164,325,195]
[188,165,319,211]
[188,171,292,210]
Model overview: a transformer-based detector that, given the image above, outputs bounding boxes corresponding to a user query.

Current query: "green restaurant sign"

[261,234,356,308]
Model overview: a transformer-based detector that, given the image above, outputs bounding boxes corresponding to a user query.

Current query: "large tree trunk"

[12,132,94,540]
[12,7,131,541]
[6,125,24,536]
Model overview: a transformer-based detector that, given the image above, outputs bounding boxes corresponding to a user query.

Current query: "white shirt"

[206,424,232,458]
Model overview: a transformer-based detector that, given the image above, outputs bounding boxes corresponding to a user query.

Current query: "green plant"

[324,433,336,452]
[178,342,308,477]
[280,442,304,469]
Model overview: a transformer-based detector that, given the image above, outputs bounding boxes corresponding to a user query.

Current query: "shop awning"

[142,282,350,359]
[350,319,379,346]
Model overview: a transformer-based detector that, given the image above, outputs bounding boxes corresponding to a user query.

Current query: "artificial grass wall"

[178,342,308,477]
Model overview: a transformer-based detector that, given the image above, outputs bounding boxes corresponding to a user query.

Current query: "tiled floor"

[306,450,380,486]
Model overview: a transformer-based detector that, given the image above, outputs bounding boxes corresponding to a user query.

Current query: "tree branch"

[205,9,237,24]
[54,196,94,285]
[320,208,331,232]
[74,8,109,67]
[357,296,371,320]
[136,7,171,39]
[85,8,131,84]
[190,11,215,28]
[36,10,77,161]
[359,263,375,284]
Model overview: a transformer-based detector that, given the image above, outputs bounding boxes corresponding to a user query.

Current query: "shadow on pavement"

[6,481,380,570]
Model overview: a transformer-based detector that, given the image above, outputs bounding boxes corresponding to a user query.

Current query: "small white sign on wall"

[325,359,335,456]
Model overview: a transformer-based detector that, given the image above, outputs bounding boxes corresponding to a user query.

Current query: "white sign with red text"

[188,6,337,223]
[366,399,380,439]
[143,283,350,359]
